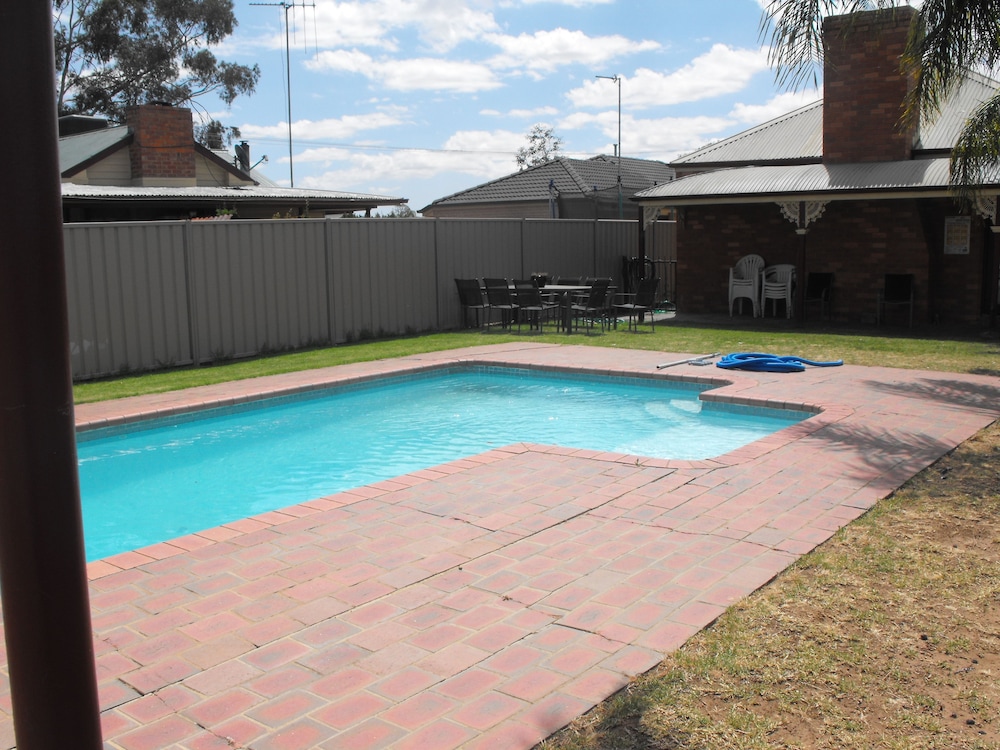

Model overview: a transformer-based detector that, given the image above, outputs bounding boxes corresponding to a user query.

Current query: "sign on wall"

[944,216,971,255]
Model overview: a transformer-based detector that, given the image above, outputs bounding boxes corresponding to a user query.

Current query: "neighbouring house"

[633,6,1000,326]
[59,103,407,221]
[420,155,675,219]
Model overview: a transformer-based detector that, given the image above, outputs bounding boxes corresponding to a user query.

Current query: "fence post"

[183,219,202,367]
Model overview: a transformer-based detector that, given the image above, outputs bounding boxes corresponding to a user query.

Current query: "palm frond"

[759,0,890,91]
[950,91,1000,205]
[904,0,1000,129]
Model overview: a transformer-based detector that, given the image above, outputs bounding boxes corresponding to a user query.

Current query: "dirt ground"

[541,420,1000,750]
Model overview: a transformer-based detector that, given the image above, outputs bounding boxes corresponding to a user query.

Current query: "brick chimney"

[126,103,197,186]
[822,7,918,164]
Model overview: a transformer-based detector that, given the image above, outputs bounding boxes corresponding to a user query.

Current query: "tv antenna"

[250,0,315,186]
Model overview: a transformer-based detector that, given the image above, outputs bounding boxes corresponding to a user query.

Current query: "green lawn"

[73,322,1000,404]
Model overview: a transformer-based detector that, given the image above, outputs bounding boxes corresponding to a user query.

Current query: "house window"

[944,216,971,255]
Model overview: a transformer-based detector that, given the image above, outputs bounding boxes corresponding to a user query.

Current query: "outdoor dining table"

[538,284,603,333]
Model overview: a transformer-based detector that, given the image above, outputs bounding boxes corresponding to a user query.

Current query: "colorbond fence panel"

[188,220,328,362]
[63,217,674,379]
[325,219,436,343]
[434,219,523,329]
[64,222,190,377]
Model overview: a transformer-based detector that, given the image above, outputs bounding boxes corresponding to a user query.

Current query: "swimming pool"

[77,366,810,561]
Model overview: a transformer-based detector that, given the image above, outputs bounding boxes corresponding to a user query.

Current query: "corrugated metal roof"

[59,126,130,174]
[673,102,823,165]
[633,158,976,204]
[917,70,998,150]
[421,156,674,210]
[61,183,405,203]
[672,70,1000,166]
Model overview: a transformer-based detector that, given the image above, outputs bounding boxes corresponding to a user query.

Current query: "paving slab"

[1,343,997,748]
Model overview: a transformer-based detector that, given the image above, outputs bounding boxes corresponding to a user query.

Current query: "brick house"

[60,103,406,221]
[633,7,1000,326]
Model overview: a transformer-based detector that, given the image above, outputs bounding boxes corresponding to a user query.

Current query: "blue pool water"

[77,367,808,561]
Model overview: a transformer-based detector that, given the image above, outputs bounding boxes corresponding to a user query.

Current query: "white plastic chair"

[761,264,796,319]
[728,254,765,317]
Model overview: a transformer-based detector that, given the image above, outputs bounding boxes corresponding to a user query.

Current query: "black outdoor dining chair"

[615,277,659,332]
[803,272,834,321]
[512,279,556,332]
[877,273,914,327]
[570,278,612,332]
[454,278,488,328]
[483,278,519,330]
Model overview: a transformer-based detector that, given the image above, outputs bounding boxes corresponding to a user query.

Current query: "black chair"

[483,278,519,330]
[803,272,833,321]
[512,279,555,332]
[877,273,914,327]
[570,278,612,332]
[454,278,488,328]
[615,277,659,332]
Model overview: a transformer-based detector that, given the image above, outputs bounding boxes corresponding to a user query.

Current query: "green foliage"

[374,205,418,218]
[515,123,563,170]
[195,118,241,148]
[53,0,260,122]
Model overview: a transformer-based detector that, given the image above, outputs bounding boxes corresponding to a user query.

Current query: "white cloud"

[485,28,659,74]
[568,44,770,109]
[519,0,615,6]
[307,49,503,93]
[298,0,499,54]
[442,128,525,155]
[728,89,820,123]
[298,127,520,190]
[624,115,739,160]
[480,105,559,118]
[297,143,515,203]
[558,111,736,160]
[239,109,408,141]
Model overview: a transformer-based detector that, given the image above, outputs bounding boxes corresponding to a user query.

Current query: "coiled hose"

[716,352,843,372]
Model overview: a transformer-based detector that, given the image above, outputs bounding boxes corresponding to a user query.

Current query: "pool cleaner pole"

[0,1,103,747]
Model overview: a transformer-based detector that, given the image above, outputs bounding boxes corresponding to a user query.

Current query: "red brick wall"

[823,8,917,163]
[126,104,196,184]
[676,199,986,325]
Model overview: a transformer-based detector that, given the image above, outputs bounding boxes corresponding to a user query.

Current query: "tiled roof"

[421,156,674,210]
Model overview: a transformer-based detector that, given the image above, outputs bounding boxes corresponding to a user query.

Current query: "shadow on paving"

[862,376,1000,413]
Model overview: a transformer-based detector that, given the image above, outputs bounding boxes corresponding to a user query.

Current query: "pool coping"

[13,341,996,750]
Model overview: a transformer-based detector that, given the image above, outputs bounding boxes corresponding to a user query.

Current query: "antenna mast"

[250,0,314,186]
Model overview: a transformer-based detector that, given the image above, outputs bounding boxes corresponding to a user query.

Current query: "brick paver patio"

[1,342,997,749]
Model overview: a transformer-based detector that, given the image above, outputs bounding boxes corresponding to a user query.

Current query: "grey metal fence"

[62,217,675,380]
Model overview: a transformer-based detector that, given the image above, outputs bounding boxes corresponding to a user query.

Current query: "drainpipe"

[0,1,103,747]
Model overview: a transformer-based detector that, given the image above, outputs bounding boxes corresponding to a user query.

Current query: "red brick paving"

[1,342,997,748]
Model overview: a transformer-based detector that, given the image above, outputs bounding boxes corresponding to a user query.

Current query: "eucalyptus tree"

[53,0,260,125]
[761,0,1000,200]
[515,124,563,170]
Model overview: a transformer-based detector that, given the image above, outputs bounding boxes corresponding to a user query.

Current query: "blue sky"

[207,0,820,213]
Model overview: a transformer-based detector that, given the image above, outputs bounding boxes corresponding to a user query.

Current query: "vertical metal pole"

[796,201,808,325]
[0,1,103,748]
[617,76,623,219]
[285,2,294,187]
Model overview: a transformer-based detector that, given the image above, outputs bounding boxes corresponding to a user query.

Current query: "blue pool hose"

[716,352,844,373]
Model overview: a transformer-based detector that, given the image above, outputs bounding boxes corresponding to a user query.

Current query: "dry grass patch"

[540,419,1000,750]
